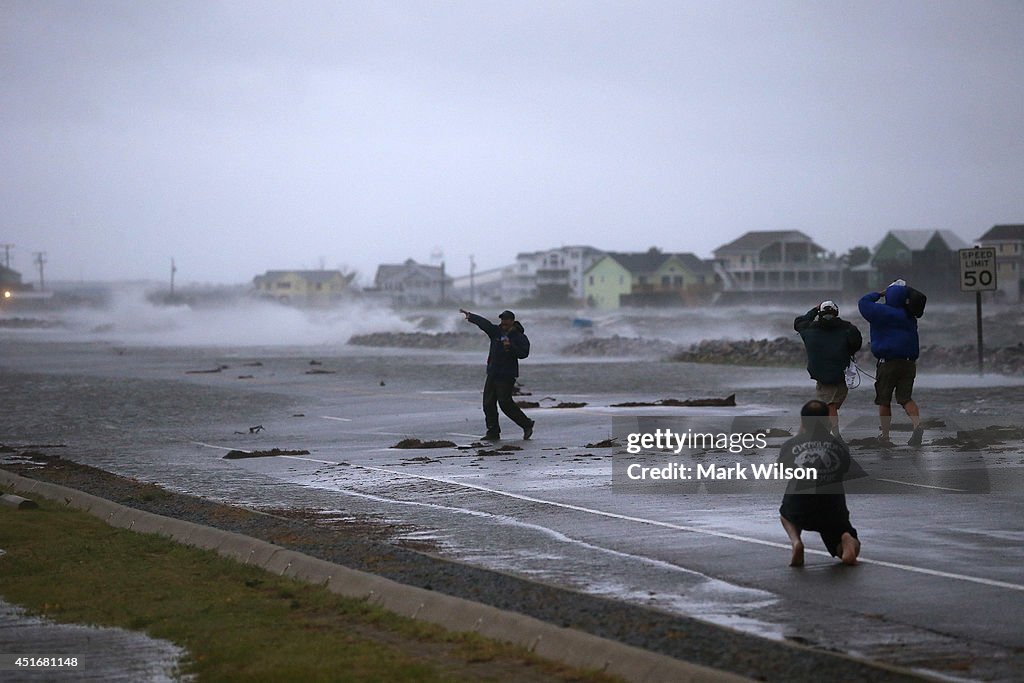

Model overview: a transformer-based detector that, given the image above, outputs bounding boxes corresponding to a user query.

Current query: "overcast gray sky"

[3,0,1023,285]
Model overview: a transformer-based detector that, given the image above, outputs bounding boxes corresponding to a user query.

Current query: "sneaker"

[877,436,896,448]
[482,432,500,441]
[908,426,924,447]
[523,421,534,440]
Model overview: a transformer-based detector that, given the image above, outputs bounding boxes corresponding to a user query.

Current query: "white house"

[372,259,453,306]
[713,230,843,296]
[977,224,1024,303]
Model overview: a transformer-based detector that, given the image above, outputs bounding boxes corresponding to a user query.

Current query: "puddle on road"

[0,599,188,682]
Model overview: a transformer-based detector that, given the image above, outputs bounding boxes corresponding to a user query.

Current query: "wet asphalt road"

[1,336,1023,681]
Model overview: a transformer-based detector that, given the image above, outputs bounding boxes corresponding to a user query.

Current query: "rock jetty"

[919,343,1024,375]
[348,329,1024,374]
[348,331,481,350]
[670,337,1024,375]
[670,338,805,367]
[559,335,680,357]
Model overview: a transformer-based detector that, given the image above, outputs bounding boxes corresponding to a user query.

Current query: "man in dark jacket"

[794,300,862,438]
[460,308,535,441]
[858,280,924,447]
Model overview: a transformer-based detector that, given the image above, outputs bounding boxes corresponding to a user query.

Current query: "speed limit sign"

[959,248,997,292]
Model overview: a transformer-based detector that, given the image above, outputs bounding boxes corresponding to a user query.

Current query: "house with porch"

[977,224,1024,303]
[509,246,606,305]
[371,259,453,307]
[713,230,843,300]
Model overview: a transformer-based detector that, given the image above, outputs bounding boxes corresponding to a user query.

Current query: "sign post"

[958,247,997,374]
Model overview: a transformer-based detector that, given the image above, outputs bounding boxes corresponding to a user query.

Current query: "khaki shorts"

[874,359,917,406]
[816,381,849,407]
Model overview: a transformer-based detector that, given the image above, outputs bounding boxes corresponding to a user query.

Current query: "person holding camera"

[778,400,861,567]
[793,300,863,439]
[460,308,535,441]
[858,279,925,447]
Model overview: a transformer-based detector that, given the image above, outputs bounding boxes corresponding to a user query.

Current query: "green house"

[870,230,968,298]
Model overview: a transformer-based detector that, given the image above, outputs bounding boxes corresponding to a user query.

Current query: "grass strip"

[0,499,618,682]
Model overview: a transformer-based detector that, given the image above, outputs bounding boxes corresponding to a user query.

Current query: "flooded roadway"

[2,326,1023,681]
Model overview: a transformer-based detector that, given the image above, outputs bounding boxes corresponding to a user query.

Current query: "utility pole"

[439,260,446,304]
[33,251,46,291]
[469,254,476,304]
[1,244,13,269]
[170,257,177,298]
[976,289,984,375]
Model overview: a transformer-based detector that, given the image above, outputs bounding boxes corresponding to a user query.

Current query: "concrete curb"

[0,470,748,683]
[3,471,940,682]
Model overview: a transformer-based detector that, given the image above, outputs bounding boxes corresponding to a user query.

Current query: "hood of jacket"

[859,285,919,360]
[885,283,908,309]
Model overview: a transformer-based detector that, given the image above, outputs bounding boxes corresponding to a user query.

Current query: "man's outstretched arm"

[460,309,497,336]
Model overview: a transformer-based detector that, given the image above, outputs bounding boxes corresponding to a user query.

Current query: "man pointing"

[460,308,535,441]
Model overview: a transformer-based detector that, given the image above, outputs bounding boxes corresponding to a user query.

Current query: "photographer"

[778,400,861,567]
[460,308,535,441]
[793,300,862,439]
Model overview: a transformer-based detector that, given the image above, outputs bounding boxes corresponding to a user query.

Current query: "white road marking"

[320,416,353,422]
[191,441,250,453]
[419,390,477,395]
[448,432,481,439]
[275,454,1024,593]
[326,431,412,437]
[874,478,967,492]
[297,479,770,590]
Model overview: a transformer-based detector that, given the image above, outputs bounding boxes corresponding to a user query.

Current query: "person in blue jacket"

[459,308,535,441]
[858,280,924,446]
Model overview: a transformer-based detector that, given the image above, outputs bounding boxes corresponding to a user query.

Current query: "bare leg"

[827,403,840,433]
[903,399,921,428]
[878,404,892,440]
[840,532,861,566]
[780,515,804,567]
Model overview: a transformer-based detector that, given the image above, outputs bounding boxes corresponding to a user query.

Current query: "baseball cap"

[498,310,516,320]
[818,300,839,316]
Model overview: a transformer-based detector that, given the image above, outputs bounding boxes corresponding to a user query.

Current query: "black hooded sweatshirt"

[466,313,530,379]
[793,309,863,385]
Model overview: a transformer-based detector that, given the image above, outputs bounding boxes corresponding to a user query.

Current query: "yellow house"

[252,270,354,307]
[583,256,631,309]
[583,249,716,309]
